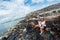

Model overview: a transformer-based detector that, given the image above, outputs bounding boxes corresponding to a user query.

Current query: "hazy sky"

[0,0,60,23]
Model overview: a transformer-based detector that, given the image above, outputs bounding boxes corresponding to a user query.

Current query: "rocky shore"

[1,3,60,40]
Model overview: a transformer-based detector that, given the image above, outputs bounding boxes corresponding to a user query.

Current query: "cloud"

[17,5,31,15]
[0,10,11,15]
[12,5,31,17]
[0,0,31,16]
[0,0,32,23]
[0,1,18,15]
[15,0,24,4]
[47,0,54,2]
[32,0,44,3]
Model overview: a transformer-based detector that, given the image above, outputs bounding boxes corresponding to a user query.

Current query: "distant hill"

[32,3,60,13]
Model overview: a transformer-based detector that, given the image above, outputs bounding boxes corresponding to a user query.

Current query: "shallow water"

[0,18,23,36]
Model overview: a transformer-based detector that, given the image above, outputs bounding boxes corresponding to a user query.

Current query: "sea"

[0,17,24,37]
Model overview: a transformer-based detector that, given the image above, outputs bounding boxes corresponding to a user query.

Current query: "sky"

[0,0,60,23]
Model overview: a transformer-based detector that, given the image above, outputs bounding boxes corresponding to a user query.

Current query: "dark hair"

[51,28,58,32]
[45,21,54,28]
[2,37,7,40]
[32,20,38,25]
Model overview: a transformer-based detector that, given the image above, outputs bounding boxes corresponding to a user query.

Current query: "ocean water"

[0,18,23,36]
